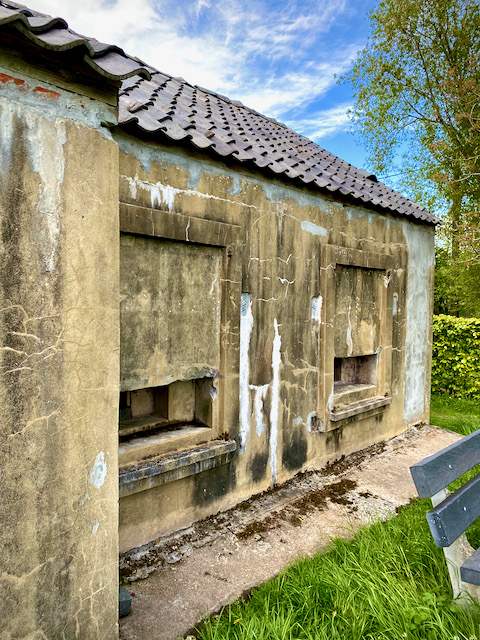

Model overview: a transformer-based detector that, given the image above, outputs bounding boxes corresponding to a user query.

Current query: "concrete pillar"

[0,83,120,638]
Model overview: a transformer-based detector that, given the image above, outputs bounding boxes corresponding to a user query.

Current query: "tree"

[344,0,480,312]
[434,246,480,317]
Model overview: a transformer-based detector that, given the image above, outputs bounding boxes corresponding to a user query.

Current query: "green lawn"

[430,394,480,436]
[196,395,480,640]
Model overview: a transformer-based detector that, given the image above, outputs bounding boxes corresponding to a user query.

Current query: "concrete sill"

[119,439,237,497]
[330,396,391,424]
[119,414,188,438]
[119,425,213,466]
[333,382,376,408]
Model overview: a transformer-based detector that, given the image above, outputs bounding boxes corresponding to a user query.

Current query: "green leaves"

[404,592,460,637]
[432,314,480,398]
[343,0,480,252]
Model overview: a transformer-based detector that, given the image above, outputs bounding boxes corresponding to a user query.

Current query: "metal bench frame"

[410,428,480,605]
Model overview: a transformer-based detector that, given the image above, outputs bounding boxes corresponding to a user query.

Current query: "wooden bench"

[410,428,480,604]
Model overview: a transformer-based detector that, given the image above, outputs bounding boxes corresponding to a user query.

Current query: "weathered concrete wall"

[120,235,222,391]
[402,222,435,424]
[115,132,435,550]
[334,265,382,357]
[0,65,120,639]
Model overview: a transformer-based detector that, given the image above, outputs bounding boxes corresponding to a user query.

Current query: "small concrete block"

[168,380,195,421]
[119,587,132,617]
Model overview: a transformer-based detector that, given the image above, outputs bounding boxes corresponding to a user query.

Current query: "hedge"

[432,314,480,399]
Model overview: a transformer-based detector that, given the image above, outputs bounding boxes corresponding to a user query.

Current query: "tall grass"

[197,396,480,639]
[198,501,480,639]
[198,501,480,640]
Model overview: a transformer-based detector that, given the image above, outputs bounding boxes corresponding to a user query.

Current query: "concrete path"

[119,424,460,640]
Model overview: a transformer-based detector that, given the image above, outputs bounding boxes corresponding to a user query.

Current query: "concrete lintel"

[120,202,240,247]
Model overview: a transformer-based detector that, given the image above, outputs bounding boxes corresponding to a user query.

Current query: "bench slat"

[461,547,480,586]
[410,428,480,498]
[426,472,480,547]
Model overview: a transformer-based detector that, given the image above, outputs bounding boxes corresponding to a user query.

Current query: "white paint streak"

[185,218,190,241]
[269,319,282,484]
[311,295,322,323]
[249,384,269,435]
[239,294,253,453]
[89,451,107,489]
[128,176,138,200]
[163,184,176,211]
[346,304,353,355]
[328,386,334,412]
[125,176,177,212]
[149,182,163,208]
[301,220,327,236]
[91,520,100,535]
[249,256,271,264]
[121,174,258,210]
[209,277,217,296]
[278,277,295,298]
[26,113,66,272]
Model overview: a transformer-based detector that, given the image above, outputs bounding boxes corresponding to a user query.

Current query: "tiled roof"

[119,71,438,224]
[0,2,436,224]
[0,0,151,81]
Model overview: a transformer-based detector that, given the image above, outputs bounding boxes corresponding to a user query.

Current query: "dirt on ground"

[119,424,460,640]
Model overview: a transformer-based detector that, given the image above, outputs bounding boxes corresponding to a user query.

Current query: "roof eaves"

[0,2,151,81]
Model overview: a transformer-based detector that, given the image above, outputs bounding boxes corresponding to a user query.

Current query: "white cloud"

[290,104,353,141]
[238,70,334,118]
[195,0,211,17]
[30,0,238,89]
[29,0,365,125]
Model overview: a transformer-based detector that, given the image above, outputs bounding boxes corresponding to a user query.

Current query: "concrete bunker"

[0,3,437,638]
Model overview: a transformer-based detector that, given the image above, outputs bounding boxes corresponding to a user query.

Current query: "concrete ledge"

[330,396,391,423]
[119,439,237,497]
[119,425,214,466]
[333,382,377,409]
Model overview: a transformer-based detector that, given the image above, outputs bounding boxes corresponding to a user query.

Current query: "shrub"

[432,314,480,399]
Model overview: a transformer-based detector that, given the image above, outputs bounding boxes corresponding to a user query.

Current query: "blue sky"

[31,0,378,170]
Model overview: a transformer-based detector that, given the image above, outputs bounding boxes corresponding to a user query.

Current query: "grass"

[430,394,480,436]
[196,395,480,640]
